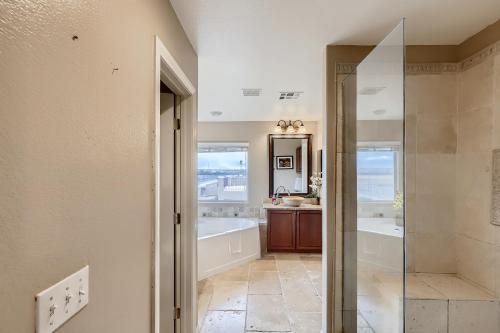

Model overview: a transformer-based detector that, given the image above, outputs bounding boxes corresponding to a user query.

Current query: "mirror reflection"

[269,134,311,196]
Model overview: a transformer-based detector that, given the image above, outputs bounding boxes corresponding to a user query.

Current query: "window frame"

[356,141,402,204]
[197,141,250,204]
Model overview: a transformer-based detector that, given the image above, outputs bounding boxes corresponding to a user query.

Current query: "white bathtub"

[357,218,404,271]
[198,217,261,280]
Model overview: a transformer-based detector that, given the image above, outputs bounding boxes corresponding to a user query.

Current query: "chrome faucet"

[274,186,290,197]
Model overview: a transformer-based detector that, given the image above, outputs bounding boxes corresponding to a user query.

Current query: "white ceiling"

[170,0,500,122]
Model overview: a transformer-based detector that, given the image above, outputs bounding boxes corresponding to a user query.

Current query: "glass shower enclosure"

[341,20,405,333]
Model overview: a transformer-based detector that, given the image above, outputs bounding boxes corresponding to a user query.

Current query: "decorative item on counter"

[306,172,322,205]
[271,194,279,205]
[393,191,404,226]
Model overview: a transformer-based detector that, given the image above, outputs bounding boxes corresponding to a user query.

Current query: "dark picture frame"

[276,156,294,169]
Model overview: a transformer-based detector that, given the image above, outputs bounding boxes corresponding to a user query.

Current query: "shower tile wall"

[407,44,500,297]
[406,73,458,274]
[456,53,499,295]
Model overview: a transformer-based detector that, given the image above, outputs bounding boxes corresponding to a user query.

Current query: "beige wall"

[0,1,197,332]
[405,73,458,274]
[405,47,500,292]
[455,52,500,294]
[198,121,321,211]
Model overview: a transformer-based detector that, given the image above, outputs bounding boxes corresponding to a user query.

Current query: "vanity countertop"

[262,203,322,211]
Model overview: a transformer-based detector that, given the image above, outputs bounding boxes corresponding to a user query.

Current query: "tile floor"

[197,253,322,333]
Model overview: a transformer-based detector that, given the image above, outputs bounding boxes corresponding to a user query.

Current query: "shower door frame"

[329,20,406,333]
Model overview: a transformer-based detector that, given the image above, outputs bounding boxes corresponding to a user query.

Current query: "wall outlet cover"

[35,266,89,333]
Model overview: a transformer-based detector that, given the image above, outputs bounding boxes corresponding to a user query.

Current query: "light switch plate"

[35,266,89,333]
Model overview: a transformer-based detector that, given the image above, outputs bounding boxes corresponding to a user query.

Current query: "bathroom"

[196,120,325,332]
[194,19,500,332]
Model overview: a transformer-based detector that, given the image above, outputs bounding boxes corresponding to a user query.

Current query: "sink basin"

[282,196,305,207]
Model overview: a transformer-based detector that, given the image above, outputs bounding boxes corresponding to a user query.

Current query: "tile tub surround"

[197,254,322,333]
[199,205,265,218]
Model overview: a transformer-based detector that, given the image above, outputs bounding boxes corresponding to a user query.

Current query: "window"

[357,144,400,202]
[198,143,248,202]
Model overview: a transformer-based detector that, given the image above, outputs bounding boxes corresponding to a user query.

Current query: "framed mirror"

[268,134,312,197]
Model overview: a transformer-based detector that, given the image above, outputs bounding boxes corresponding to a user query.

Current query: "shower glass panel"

[342,20,405,333]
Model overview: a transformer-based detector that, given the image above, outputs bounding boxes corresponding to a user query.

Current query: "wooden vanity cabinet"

[267,210,296,251]
[267,209,322,252]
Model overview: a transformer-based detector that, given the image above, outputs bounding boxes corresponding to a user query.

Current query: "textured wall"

[0,1,197,332]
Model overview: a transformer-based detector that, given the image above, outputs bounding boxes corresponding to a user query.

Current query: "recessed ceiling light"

[210,111,223,117]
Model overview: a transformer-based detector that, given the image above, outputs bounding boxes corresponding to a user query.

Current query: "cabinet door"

[296,210,322,251]
[267,210,296,251]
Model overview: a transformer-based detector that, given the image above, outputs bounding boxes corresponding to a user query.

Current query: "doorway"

[153,36,197,333]
[159,89,181,333]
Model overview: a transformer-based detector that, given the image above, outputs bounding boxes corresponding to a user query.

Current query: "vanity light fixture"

[273,120,306,134]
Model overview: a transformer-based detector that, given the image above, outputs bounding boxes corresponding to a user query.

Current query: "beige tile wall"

[406,73,458,274]
[406,51,500,295]
[494,54,500,298]
[456,55,499,295]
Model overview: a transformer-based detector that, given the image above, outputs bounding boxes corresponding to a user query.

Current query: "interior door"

[159,92,176,333]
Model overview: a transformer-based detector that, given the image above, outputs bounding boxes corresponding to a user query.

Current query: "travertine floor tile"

[250,259,278,272]
[281,279,321,312]
[357,312,369,328]
[269,252,302,260]
[249,271,282,295]
[209,264,250,283]
[246,295,291,331]
[302,260,322,272]
[197,292,212,329]
[307,270,323,297]
[208,281,248,310]
[276,259,305,273]
[201,311,246,333]
[199,255,322,333]
[288,311,322,333]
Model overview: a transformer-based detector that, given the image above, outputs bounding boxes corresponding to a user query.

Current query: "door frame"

[154,36,197,333]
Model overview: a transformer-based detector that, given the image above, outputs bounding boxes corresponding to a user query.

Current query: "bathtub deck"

[197,253,322,333]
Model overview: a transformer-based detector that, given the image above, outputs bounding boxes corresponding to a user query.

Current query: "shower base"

[406,273,499,333]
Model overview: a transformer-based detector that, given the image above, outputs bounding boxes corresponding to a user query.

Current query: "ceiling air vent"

[359,86,386,95]
[242,88,262,97]
[279,91,302,100]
